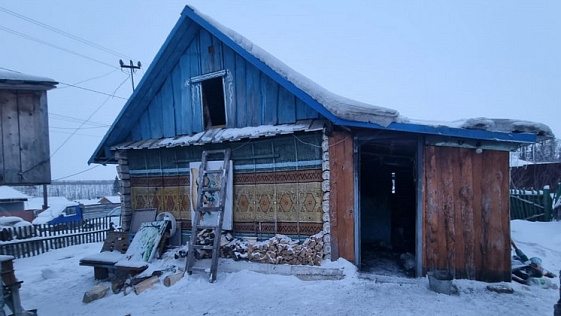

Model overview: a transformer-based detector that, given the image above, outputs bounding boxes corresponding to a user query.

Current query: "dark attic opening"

[202,76,226,129]
[358,134,418,277]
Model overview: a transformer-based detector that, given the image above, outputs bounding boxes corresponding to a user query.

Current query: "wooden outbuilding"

[90,6,552,282]
[0,70,57,185]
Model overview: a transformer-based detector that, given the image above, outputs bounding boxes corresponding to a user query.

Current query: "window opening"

[391,172,396,194]
[201,77,226,129]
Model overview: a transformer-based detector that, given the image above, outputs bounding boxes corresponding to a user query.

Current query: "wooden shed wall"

[328,130,355,262]
[128,28,319,141]
[423,146,510,282]
[0,90,50,185]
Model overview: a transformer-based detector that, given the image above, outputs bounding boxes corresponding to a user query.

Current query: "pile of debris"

[193,230,325,266]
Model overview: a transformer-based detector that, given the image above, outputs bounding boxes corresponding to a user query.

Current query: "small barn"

[90,6,552,282]
[0,70,57,185]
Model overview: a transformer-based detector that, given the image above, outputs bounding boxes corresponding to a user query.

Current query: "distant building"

[0,186,29,212]
[98,196,120,205]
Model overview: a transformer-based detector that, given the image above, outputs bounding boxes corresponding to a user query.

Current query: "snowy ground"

[7,220,561,316]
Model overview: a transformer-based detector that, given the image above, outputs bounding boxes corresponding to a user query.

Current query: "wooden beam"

[328,130,354,262]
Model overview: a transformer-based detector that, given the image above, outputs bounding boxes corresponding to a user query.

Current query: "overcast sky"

[1,1,559,181]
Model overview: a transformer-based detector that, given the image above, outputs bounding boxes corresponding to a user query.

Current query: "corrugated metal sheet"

[111,120,323,150]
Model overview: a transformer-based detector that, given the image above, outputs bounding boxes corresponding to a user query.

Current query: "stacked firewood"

[192,229,325,266]
[222,232,325,266]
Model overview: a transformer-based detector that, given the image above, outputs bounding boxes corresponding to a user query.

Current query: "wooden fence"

[0,217,110,259]
[510,187,553,221]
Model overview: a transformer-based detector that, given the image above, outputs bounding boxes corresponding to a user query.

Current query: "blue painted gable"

[90,6,543,164]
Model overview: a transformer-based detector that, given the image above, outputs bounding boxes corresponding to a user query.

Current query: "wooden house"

[0,70,57,185]
[90,6,552,282]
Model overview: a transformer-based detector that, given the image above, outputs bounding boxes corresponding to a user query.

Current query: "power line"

[50,113,110,127]
[56,69,120,89]
[56,81,128,100]
[52,164,102,181]
[0,24,119,69]
[50,125,110,130]
[49,75,130,158]
[0,6,135,61]
[19,75,130,175]
[0,66,129,100]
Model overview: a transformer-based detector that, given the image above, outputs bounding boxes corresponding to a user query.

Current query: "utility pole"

[119,59,142,91]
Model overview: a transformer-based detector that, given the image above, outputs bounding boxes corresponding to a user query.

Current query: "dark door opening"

[359,137,417,277]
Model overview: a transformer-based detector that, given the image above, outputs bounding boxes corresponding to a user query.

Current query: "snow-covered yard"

[8,220,561,316]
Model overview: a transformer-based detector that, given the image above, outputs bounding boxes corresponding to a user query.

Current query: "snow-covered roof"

[191,7,552,138]
[99,196,120,204]
[0,186,29,201]
[0,69,57,90]
[113,120,323,150]
[90,6,553,164]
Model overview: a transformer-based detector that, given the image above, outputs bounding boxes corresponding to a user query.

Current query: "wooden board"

[189,160,233,230]
[328,130,355,262]
[122,220,168,263]
[423,146,510,282]
[0,90,50,185]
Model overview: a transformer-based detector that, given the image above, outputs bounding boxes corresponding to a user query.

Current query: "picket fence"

[0,217,110,259]
[510,187,553,222]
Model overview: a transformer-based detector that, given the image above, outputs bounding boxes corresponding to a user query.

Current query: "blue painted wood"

[261,74,278,125]
[139,110,151,140]
[222,46,237,128]
[161,76,176,137]
[189,36,203,132]
[234,54,247,128]
[92,7,539,165]
[278,85,296,124]
[199,29,223,74]
[149,95,164,138]
[179,54,193,135]
[171,63,185,135]
[90,19,199,163]
[245,63,261,126]
[296,98,318,120]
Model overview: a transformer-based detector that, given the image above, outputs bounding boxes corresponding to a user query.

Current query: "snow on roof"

[461,118,553,139]
[190,7,399,128]
[0,69,57,90]
[113,120,324,150]
[99,196,120,204]
[0,186,29,201]
[189,7,553,138]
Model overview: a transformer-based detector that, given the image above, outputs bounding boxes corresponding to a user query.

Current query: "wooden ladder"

[186,149,231,283]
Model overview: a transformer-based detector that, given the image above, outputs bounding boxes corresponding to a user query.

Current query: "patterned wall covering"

[128,133,324,238]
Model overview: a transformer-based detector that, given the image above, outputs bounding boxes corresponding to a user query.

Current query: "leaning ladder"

[186,149,231,283]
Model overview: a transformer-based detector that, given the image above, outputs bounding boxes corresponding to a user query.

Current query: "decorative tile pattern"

[130,168,323,236]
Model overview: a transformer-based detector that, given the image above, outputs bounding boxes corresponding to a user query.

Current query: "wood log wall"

[423,146,510,282]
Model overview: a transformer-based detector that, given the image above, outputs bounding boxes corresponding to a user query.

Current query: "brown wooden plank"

[423,146,510,282]
[423,146,439,273]
[328,130,354,262]
[479,150,510,281]
[0,90,21,184]
[457,148,475,279]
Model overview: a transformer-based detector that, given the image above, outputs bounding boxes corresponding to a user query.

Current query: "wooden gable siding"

[128,29,319,141]
[423,146,510,282]
[328,130,355,262]
[0,90,50,185]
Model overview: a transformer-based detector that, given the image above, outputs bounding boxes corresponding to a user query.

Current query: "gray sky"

[1,1,559,181]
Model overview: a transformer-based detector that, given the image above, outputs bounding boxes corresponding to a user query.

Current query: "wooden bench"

[79,231,148,280]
